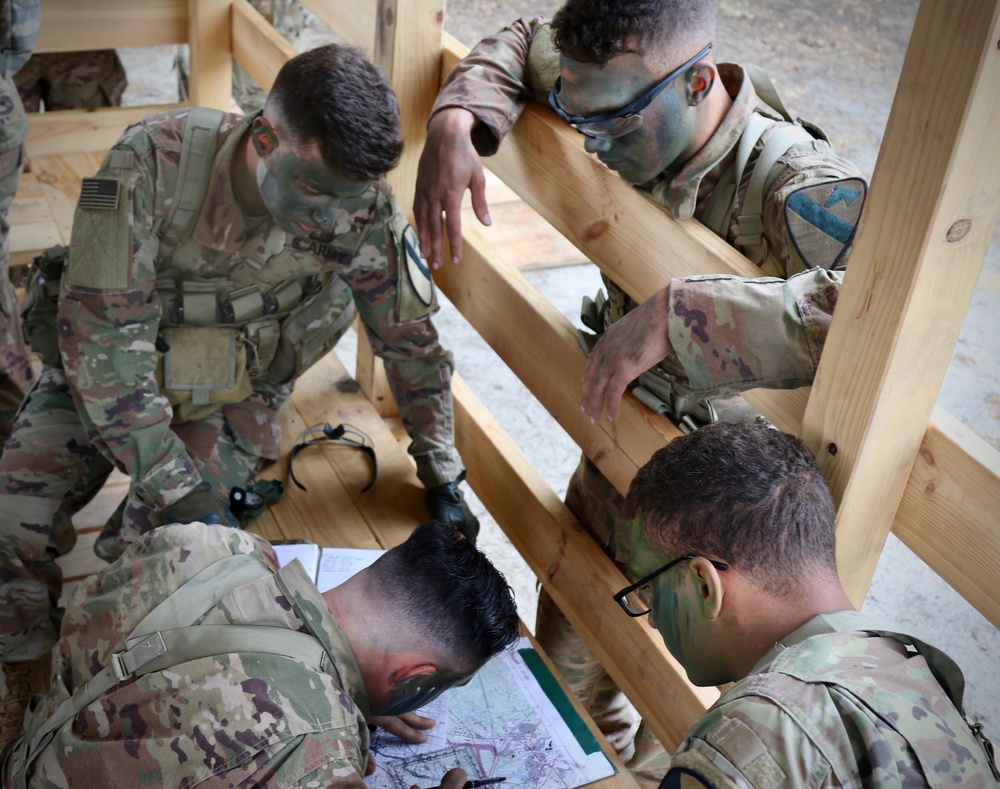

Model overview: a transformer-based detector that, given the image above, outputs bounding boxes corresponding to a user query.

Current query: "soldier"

[14,49,127,112]
[0,0,40,448]
[1,520,520,785]
[620,421,998,787]
[0,43,479,735]
[414,0,867,778]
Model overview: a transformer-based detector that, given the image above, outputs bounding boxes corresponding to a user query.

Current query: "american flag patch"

[79,177,120,210]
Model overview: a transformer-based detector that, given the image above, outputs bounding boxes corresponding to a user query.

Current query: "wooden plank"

[34,0,188,53]
[298,0,377,53]
[893,407,1000,628]
[25,104,187,159]
[439,34,806,435]
[231,0,296,94]
[801,0,1000,604]
[435,221,682,497]
[188,0,233,111]
[452,374,718,751]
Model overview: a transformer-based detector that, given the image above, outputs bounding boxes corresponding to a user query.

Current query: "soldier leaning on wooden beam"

[0,0,39,449]
[0,43,480,749]
[414,0,868,782]
[618,421,998,787]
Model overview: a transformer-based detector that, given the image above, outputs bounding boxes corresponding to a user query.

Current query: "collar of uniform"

[275,557,371,720]
[648,63,760,220]
[189,109,279,252]
[746,610,870,678]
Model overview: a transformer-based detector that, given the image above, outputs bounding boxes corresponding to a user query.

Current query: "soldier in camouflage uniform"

[619,421,998,787]
[0,43,479,740]
[1,520,520,786]
[14,49,127,112]
[0,0,39,448]
[414,0,867,776]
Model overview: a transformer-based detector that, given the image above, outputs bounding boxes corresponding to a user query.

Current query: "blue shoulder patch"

[784,177,866,269]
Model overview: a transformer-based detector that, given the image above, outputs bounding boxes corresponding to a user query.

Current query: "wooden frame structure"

[18,0,1000,762]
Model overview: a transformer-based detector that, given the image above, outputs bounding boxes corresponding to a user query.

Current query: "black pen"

[427,777,506,789]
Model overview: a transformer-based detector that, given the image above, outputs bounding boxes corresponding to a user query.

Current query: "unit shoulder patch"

[392,215,437,321]
[784,177,866,270]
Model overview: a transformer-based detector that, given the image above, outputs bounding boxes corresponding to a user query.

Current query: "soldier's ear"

[251,116,280,158]
[685,62,716,107]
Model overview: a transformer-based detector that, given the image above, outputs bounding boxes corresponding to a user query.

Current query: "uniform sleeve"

[342,213,464,489]
[430,17,554,157]
[665,267,841,398]
[243,731,370,788]
[57,135,203,511]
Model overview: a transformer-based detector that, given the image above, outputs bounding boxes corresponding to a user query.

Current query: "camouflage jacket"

[0,0,39,151]
[663,612,996,788]
[58,109,463,512]
[432,19,867,398]
[14,522,372,788]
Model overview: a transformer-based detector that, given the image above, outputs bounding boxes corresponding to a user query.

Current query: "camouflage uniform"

[663,611,998,787]
[2,521,374,787]
[430,18,867,776]
[0,107,462,662]
[0,0,39,447]
[14,49,127,112]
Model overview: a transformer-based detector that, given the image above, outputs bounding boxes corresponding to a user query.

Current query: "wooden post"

[188,0,233,110]
[802,0,1000,604]
[354,0,447,416]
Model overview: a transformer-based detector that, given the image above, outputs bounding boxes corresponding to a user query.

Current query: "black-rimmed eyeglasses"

[547,43,713,140]
[613,554,729,617]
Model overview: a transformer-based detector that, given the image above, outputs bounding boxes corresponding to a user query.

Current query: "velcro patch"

[402,222,433,306]
[784,177,866,270]
[79,177,120,210]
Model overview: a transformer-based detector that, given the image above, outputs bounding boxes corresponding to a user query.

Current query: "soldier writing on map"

[1,521,519,786]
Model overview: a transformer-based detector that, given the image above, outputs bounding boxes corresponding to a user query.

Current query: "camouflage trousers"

[535,455,671,786]
[14,50,128,112]
[0,144,32,449]
[0,367,268,662]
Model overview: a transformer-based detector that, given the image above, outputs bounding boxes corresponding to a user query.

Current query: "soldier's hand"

[369,711,435,743]
[159,482,240,529]
[410,767,467,789]
[582,287,674,423]
[415,108,490,269]
[427,472,480,543]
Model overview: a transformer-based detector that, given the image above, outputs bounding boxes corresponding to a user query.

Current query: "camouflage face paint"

[255,139,370,239]
[375,667,475,716]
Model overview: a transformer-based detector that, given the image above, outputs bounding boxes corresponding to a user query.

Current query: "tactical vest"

[583,67,824,431]
[3,553,337,787]
[666,611,999,788]
[147,108,356,421]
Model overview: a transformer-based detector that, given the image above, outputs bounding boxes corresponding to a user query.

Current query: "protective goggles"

[547,43,713,140]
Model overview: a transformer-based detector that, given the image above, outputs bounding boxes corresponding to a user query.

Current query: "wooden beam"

[435,222,681,496]
[231,0,296,93]
[188,0,233,111]
[452,374,718,751]
[24,104,187,159]
[34,0,188,52]
[298,0,377,53]
[801,0,1000,604]
[894,407,1000,629]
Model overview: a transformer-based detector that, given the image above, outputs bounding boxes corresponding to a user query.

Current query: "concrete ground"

[115,0,999,728]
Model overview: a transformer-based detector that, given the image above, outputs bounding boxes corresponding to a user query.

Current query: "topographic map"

[365,638,616,789]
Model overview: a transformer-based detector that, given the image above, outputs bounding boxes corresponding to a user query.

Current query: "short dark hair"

[625,422,838,595]
[368,522,520,667]
[552,0,717,66]
[268,44,403,180]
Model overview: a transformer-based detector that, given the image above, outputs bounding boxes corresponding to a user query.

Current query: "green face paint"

[375,667,475,717]
[255,140,371,239]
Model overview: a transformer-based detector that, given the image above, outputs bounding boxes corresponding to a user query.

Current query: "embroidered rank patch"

[402,222,434,306]
[79,177,120,210]
[784,177,866,269]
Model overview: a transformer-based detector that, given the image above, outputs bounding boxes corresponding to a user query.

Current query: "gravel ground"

[116,0,999,727]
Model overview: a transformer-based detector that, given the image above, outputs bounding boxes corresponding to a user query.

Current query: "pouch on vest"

[19,245,68,369]
[267,275,355,384]
[157,326,253,422]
